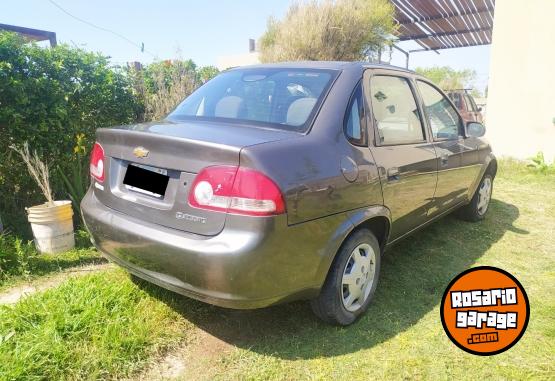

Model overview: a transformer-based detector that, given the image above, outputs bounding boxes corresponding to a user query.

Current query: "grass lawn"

[160,160,555,380]
[0,245,105,292]
[0,160,553,380]
[0,269,193,380]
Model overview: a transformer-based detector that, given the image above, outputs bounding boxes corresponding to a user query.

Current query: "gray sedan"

[82,62,496,325]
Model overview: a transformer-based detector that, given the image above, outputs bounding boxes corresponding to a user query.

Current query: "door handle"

[387,167,400,182]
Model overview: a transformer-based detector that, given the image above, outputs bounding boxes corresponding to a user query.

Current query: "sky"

[2,0,491,92]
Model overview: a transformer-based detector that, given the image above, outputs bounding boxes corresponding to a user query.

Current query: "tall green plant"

[57,134,89,216]
[259,0,396,62]
[527,152,555,174]
[0,32,137,236]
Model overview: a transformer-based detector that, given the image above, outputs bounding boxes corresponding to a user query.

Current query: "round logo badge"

[440,266,529,356]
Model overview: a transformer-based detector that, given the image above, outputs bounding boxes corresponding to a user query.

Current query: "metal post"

[392,44,410,69]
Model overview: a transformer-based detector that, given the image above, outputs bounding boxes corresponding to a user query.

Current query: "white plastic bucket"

[27,200,75,254]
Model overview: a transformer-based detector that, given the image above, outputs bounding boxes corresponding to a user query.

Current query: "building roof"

[393,0,495,51]
[0,23,57,46]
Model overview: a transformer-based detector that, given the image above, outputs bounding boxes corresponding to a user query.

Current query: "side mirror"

[466,122,486,137]
[477,106,483,112]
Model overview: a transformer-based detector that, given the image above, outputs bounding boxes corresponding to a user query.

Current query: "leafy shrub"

[0,32,139,236]
[0,233,35,280]
[527,152,555,174]
[0,32,219,237]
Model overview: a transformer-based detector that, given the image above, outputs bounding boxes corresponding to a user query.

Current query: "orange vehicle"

[447,90,483,123]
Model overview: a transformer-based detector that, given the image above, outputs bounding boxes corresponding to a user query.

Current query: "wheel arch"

[346,205,392,250]
[486,157,498,178]
[467,153,497,200]
[314,205,391,290]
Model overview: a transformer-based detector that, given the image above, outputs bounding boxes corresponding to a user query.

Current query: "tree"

[415,66,477,92]
[259,0,396,63]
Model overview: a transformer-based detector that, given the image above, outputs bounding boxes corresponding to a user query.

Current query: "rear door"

[364,70,438,240]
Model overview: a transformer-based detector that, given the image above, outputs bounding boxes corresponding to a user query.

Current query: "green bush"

[0,32,219,237]
[527,152,555,174]
[0,32,139,236]
[0,232,35,280]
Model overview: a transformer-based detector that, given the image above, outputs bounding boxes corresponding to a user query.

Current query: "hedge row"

[0,32,217,237]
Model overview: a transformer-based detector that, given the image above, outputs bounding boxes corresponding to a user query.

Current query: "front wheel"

[457,173,494,222]
[311,229,381,326]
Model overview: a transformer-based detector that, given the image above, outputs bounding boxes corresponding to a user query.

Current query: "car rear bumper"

[81,189,344,309]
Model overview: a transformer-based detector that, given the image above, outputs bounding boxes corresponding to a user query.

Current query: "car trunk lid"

[93,120,296,236]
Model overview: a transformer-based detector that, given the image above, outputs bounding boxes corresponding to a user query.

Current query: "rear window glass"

[168,68,336,132]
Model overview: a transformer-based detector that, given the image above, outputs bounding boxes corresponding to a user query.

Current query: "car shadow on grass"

[139,199,527,359]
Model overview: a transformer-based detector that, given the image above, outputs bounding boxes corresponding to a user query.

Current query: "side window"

[464,94,477,112]
[344,82,365,145]
[450,93,462,109]
[417,81,462,140]
[370,75,425,145]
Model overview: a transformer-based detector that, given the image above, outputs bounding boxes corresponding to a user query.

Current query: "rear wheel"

[311,229,381,326]
[457,173,493,222]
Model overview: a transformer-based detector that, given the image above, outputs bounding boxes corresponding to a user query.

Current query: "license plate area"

[123,163,169,198]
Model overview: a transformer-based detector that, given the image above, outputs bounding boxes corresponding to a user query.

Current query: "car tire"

[457,173,494,222]
[310,229,381,326]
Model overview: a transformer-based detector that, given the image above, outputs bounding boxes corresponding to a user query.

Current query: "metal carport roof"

[392,0,495,52]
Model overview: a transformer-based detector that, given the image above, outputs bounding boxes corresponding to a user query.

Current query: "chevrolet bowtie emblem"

[133,146,149,158]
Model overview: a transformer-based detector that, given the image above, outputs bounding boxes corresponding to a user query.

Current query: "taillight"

[188,166,285,216]
[89,142,105,182]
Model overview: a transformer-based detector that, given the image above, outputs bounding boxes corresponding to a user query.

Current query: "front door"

[415,80,479,214]
[364,71,437,241]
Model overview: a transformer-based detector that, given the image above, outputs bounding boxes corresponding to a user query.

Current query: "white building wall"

[217,52,260,71]
[486,0,555,162]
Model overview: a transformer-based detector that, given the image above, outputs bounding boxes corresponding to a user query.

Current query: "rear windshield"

[167,68,336,132]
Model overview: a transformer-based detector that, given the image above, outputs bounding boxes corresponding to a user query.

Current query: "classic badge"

[133,146,149,158]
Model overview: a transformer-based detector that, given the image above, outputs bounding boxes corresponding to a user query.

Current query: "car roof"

[228,61,416,75]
